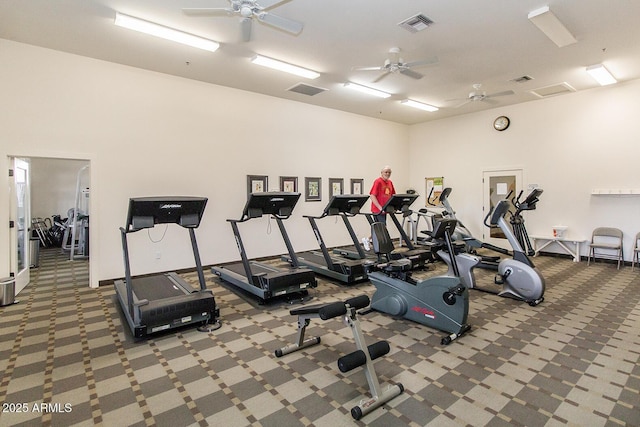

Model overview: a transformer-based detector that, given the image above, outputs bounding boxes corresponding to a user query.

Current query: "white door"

[10,158,31,294]
[482,169,522,249]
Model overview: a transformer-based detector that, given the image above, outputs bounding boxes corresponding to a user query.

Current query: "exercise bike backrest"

[371,222,396,257]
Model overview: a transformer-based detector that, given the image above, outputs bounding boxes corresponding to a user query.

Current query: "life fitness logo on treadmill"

[160,204,182,209]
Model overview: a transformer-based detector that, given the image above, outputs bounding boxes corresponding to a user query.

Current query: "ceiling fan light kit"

[251,55,320,79]
[183,0,303,42]
[114,12,220,52]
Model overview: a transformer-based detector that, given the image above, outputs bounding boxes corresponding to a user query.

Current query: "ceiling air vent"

[511,75,534,83]
[287,83,327,96]
[529,82,576,98]
[398,14,434,33]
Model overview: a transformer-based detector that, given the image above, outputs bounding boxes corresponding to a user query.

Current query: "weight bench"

[275,295,404,420]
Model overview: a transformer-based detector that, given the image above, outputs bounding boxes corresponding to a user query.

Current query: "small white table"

[530,236,587,262]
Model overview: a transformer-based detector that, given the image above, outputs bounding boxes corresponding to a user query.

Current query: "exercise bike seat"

[370,222,415,272]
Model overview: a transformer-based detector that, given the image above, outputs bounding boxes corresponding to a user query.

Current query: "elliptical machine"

[365,217,471,345]
[418,187,504,270]
[438,191,545,306]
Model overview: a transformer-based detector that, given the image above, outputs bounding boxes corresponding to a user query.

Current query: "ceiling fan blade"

[453,99,472,108]
[241,17,252,42]
[399,68,424,80]
[373,71,391,83]
[257,12,303,34]
[486,90,515,98]
[403,56,439,68]
[182,8,233,16]
[482,98,499,105]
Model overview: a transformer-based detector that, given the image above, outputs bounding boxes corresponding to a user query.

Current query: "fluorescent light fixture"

[251,55,320,79]
[527,6,577,47]
[114,12,219,52]
[400,99,439,112]
[586,64,617,86]
[343,82,391,98]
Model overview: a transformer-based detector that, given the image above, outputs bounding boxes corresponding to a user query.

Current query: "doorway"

[8,156,93,294]
[482,169,522,249]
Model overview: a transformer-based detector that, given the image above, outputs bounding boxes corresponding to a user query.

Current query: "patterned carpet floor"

[0,248,638,426]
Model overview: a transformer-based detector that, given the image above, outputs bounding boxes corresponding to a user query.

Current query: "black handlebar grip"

[338,350,366,373]
[318,302,347,320]
[345,295,370,310]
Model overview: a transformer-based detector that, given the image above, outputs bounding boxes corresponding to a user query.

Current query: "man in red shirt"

[363,166,395,250]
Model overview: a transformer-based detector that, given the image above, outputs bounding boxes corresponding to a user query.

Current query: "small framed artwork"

[279,176,298,192]
[247,175,268,195]
[350,178,364,195]
[305,177,322,201]
[329,178,344,198]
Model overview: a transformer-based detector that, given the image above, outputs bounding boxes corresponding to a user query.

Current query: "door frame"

[482,168,523,249]
[5,150,98,288]
[9,158,30,294]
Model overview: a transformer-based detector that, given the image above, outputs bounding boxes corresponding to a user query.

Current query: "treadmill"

[281,194,372,284]
[114,196,219,339]
[212,192,317,302]
[335,194,434,266]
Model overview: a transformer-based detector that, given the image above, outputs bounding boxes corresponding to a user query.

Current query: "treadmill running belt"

[132,275,185,301]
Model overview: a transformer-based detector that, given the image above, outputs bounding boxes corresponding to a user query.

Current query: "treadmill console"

[323,194,370,216]
[242,192,301,219]
[382,193,419,214]
[126,196,208,231]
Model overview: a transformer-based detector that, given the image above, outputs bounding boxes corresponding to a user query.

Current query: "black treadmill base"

[215,278,314,309]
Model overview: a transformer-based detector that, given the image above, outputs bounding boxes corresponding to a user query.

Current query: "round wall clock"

[493,116,510,131]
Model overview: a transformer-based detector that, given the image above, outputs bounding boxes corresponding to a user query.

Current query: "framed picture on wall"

[305,177,321,201]
[247,175,268,195]
[329,178,344,198]
[279,176,298,192]
[425,176,444,206]
[350,178,364,195]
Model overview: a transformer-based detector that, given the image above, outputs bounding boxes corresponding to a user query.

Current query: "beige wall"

[2,39,639,290]
[0,40,408,287]
[408,79,640,258]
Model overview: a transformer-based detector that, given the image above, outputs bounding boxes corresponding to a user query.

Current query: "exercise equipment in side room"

[275,294,404,420]
[114,197,220,339]
[212,192,317,303]
[365,218,471,345]
[281,194,372,284]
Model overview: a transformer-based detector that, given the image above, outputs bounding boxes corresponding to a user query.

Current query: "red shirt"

[370,177,396,213]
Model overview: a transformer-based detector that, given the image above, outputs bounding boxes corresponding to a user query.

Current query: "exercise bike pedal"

[494,275,504,285]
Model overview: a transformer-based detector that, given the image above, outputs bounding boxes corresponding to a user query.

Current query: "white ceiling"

[2,0,639,125]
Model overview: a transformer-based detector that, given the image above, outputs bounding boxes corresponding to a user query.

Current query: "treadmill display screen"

[323,194,370,216]
[382,193,419,213]
[243,192,300,219]
[126,196,207,230]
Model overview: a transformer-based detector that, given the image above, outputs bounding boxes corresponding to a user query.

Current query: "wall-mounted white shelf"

[591,189,640,195]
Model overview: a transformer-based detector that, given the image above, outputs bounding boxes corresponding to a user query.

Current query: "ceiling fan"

[182,0,303,42]
[352,47,438,83]
[449,84,515,108]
